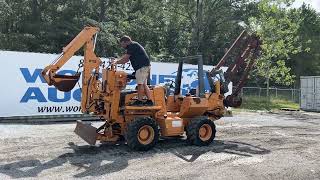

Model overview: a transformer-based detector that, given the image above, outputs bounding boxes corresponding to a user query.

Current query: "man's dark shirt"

[126,41,150,71]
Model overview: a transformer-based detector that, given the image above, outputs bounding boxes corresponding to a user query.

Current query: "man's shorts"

[135,66,151,84]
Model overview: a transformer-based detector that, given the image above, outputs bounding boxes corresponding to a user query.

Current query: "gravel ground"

[0,111,319,180]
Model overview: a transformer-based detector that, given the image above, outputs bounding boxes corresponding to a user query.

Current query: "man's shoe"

[129,100,144,106]
[144,100,154,106]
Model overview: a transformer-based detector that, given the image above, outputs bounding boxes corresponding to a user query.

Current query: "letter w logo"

[20,68,46,83]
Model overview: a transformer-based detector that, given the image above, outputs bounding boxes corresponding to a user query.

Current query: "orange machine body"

[42,27,260,150]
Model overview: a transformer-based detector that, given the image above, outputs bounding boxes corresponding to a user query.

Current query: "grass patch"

[236,96,299,111]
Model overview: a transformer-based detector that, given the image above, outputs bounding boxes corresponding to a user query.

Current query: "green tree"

[290,4,320,80]
[249,0,303,98]
[2,0,318,90]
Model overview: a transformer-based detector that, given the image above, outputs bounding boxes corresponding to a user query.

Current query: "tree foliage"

[290,4,320,79]
[0,0,319,87]
[248,0,303,87]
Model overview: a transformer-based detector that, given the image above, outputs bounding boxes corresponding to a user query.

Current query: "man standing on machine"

[113,35,153,106]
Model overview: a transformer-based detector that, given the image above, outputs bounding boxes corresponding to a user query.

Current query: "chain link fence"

[239,87,300,103]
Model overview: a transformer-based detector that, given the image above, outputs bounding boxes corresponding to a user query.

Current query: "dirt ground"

[0,111,319,180]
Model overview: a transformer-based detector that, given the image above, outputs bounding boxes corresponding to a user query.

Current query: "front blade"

[74,120,98,145]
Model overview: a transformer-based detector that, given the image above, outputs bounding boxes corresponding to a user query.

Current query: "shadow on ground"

[0,139,270,178]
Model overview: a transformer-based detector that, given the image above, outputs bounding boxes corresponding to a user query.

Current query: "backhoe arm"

[41,26,100,92]
[209,31,261,107]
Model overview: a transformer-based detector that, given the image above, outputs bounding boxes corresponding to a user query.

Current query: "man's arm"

[115,54,130,64]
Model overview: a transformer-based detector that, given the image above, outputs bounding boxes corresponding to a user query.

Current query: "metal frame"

[174,55,205,98]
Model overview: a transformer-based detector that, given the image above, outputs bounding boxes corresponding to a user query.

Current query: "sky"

[292,0,320,12]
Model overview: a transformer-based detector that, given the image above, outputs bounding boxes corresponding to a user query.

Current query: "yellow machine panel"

[158,117,184,136]
[179,97,208,118]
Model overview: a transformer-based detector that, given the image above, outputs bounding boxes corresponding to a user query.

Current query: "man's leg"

[143,82,152,100]
[136,67,147,101]
[130,67,149,106]
[128,83,144,106]
[143,81,153,105]
[137,84,144,101]
[136,66,153,106]
[142,66,153,105]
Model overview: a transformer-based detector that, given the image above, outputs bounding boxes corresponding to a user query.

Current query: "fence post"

[276,88,278,98]
[241,87,243,97]
[259,88,261,100]
[291,89,294,102]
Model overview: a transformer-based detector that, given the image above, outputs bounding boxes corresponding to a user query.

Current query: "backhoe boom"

[41,26,101,113]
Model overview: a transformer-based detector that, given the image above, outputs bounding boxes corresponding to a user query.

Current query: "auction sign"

[0,51,230,117]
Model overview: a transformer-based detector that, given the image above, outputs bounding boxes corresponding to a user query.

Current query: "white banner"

[0,51,231,117]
